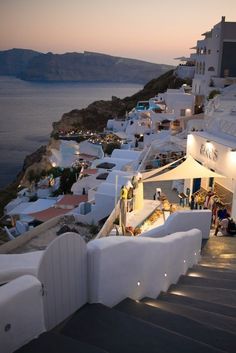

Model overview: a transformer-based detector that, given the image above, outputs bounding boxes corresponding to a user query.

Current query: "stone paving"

[201,236,236,270]
[143,180,180,204]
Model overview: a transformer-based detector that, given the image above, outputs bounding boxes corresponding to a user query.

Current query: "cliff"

[19,51,173,83]
[0,49,174,84]
[0,48,41,76]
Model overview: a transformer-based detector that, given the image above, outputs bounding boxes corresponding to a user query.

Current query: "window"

[203,62,205,75]
[209,177,214,188]
[208,66,215,72]
[199,62,202,74]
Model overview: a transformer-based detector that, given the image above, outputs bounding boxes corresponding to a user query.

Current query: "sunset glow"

[1,0,236,64]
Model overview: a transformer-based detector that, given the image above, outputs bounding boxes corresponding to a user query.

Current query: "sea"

[0,76,142,189]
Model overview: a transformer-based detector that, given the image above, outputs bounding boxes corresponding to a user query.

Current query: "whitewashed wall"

[87,229,201,306]
[0,251,43,285]
[0,275,45,353]
[176,66,195,79]
[0,227,203,352]
[140,210,211,239]
[187,134,236,180]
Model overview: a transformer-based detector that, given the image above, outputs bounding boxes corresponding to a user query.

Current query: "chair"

[15,220,29,234]
[4,226,18,241]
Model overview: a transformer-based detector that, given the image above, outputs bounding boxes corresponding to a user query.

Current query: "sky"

[1,0,236,65]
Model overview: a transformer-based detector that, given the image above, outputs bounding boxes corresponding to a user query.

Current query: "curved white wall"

[87,229,202,306]
[0,228,203,352]
[140,210,211,239]
[0,275,45,353]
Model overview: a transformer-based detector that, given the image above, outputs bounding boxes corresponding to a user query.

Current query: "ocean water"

[0,76,142,188]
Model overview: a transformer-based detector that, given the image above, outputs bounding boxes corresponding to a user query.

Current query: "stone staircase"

[16,237,236,353]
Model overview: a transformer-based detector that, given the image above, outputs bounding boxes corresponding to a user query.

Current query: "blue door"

[192,178,201,193]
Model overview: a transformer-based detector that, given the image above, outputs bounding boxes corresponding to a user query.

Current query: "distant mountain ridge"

[0,49,174,83]
[0,48,41,76]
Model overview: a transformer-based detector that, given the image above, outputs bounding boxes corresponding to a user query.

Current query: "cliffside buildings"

[191,16,236,104]
[176,17,236,108]
[185,84,236,218]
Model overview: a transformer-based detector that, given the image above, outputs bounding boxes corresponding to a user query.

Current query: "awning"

[174,56,189,61]
[141,156,184,180]
[143,155,225,182]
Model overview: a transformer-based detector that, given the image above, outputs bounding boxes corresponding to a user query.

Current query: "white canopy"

[143,155,225,182]
[141,157,184,180]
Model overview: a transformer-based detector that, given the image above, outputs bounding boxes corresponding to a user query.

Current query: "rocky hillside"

[0,48,41,76]
[19,51,173,83]
[52,69,190,133]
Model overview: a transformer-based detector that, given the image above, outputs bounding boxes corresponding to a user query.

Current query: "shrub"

[103,142,121,155]
[208,90,220,100]
[89,223,99,235]
[59,168,77,194]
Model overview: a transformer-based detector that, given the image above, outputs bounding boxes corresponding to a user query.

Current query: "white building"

[106,86,195,147]
[174,56,195,80]
[191,16,236,102]
[185,85,236,218]
[70,149,143,223]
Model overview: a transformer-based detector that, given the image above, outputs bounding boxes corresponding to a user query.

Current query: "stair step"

[199,261,236,271]
[157,292,236,318]
[115,298,236,353]
[200,257,236,263]
[15,332,109,353]
[178,275,236,289]
[189,267,236,281]
[193,264,236,274]
[61,303,224,353]
[169,283,236,307]
[142,297,236,334]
